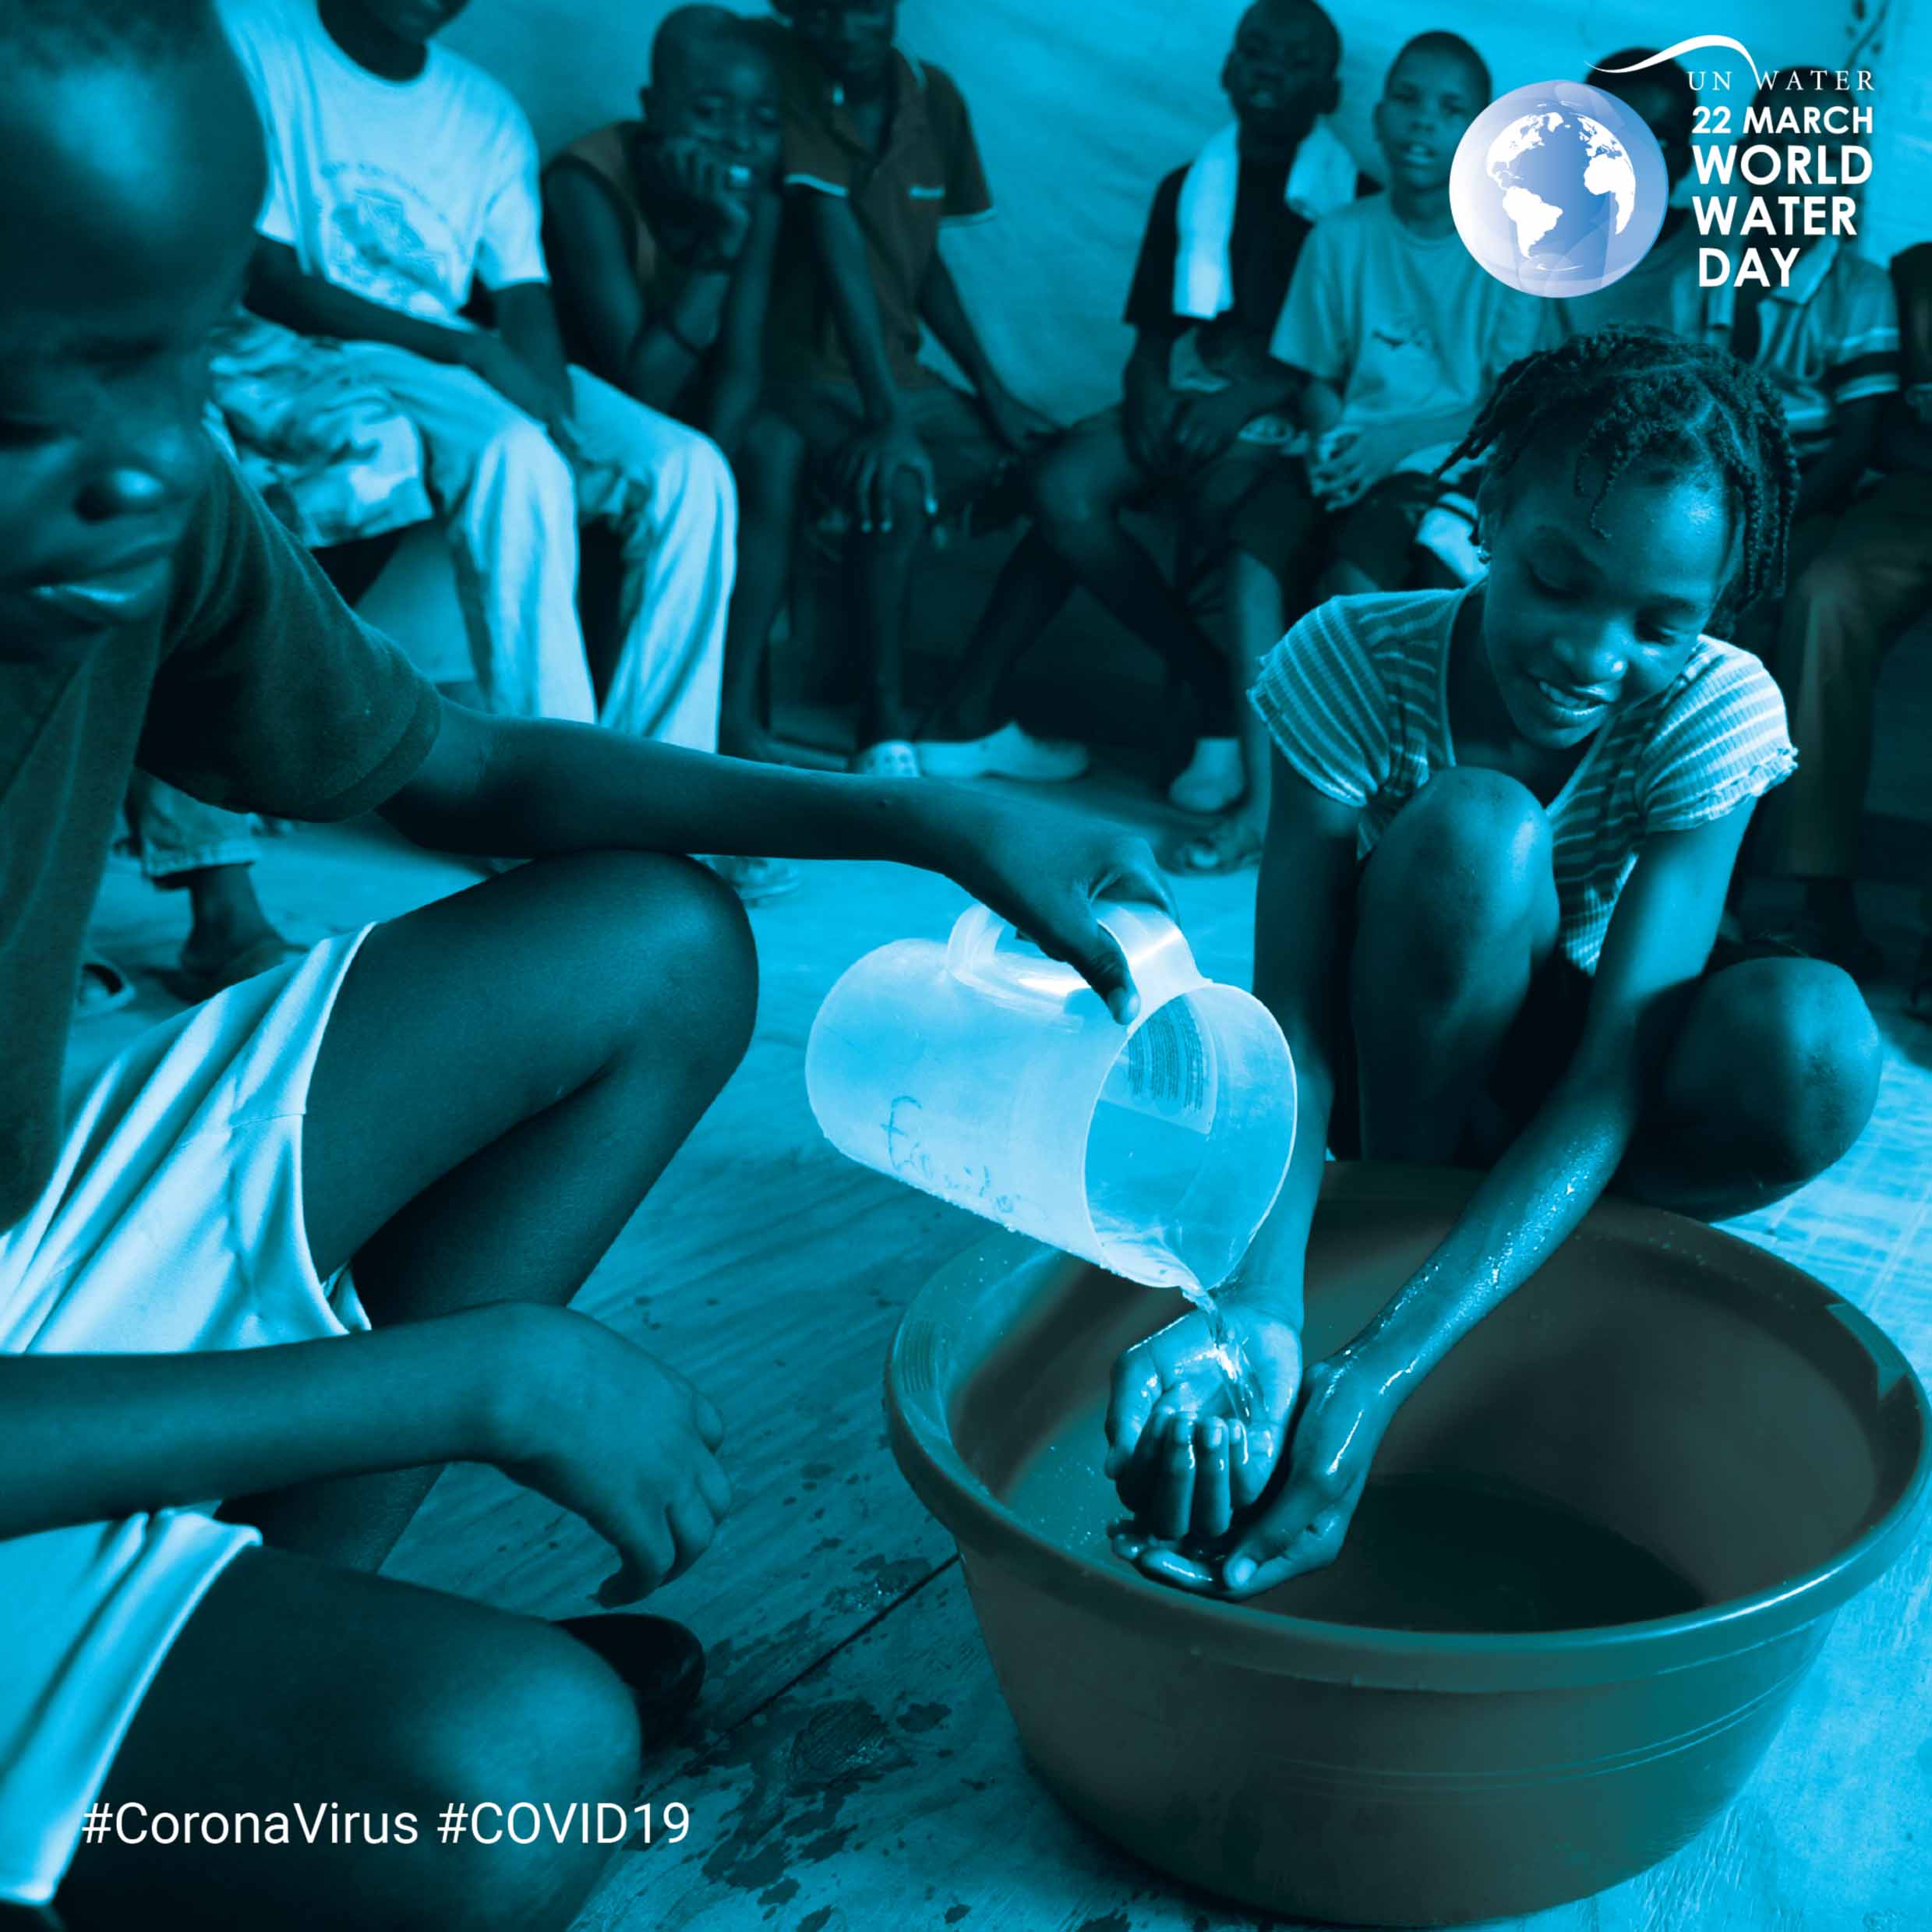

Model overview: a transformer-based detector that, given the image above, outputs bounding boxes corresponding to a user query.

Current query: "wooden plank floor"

[72,780,1932,1932]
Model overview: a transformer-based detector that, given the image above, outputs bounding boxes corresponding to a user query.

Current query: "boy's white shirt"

[1173,118,1358,320]
[216,0,549,327]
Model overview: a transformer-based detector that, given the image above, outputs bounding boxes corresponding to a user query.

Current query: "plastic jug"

[805,901,1295,1294]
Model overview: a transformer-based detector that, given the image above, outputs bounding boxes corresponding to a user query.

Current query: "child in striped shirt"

[1104,330,1883,1597]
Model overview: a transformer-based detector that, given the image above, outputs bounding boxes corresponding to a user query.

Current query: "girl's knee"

[1375,769,1553,928]
[1753,960,1881,1160]
[1686,959,1881,1174]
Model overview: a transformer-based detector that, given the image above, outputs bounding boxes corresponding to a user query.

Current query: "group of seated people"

[89,0,1932,1010]
[7,6,1920,1927]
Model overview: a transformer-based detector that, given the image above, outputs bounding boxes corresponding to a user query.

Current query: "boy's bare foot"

[169,864,301,1002]
[1164,807,1268,878]
[1167,737,1246,816]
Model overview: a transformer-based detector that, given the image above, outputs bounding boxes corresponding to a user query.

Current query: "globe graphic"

[1450,81,1669,297]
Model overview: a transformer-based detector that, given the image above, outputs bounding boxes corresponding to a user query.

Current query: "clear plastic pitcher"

[805,902,1295,1293]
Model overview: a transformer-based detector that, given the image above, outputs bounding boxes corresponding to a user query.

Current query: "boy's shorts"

[1229,461,1457,595]
[763,378,1012,517]
[0,929,373,1909]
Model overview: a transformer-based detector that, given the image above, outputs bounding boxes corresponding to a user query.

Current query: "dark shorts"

[1328,929,1768,1164]
[763,378,1012,515]
[1229,461,1456,595]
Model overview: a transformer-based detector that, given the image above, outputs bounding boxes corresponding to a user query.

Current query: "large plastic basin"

[885,1164,1930,1925]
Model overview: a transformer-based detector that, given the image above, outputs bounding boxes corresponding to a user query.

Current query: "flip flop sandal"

[700,853,804,906]
[74,954,136,1019]
[160,934,308,1006]
[849,739,922,779]
[1164,825,1265,878]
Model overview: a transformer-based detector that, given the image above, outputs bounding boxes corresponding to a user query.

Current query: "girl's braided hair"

[1441,325,1800,620]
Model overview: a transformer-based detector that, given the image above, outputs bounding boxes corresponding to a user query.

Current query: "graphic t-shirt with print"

[219,0,549,325]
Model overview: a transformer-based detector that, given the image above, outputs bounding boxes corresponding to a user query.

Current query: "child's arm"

[489,282,577,431]
[380,698,1173,1021]
[0,1303,724,1601]
[1217,803,1753,1596]
[541,161,736,418]
[1796,395,1886,519]
[1121,326,1184,471]
[917,249,1052,452]
[706,191,782,458]
[805,192,937,526]
[1105,757,1359,1552]
[245,241,567,433]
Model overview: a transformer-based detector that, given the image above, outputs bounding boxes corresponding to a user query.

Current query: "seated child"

[542,5,782,461]
[1556,51,1703,340]
[1711,75,1929,976]
[1102,330,1881,1596]
[1186,31,1552,876]
[0,10,1171,1924]
[919,0,1363,814]
[719,0,1055,772]
[221,0,733,753]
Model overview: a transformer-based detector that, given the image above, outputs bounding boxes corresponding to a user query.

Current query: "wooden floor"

[72,766,1932,1932]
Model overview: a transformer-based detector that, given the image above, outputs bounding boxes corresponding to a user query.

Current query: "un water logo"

[1450,81,1671,297]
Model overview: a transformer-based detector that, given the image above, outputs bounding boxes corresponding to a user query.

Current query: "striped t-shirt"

[1251,588,1798,973]
[1701,238,1902,465]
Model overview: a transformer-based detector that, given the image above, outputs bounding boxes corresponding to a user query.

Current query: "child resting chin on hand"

[1105,328,1883,1598]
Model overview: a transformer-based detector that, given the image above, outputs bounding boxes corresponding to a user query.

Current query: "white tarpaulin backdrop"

[443,0,1916,420]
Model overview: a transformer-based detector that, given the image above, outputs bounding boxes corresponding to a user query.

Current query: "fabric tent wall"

[444,1,1882,420]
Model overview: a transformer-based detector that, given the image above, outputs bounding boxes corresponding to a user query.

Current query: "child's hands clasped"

[1306,422,1410,509]
[1104,1302,1303,1581]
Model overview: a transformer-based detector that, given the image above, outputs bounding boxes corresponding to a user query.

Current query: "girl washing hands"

[1107,330,1884,1597]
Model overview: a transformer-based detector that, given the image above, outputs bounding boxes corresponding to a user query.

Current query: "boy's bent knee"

[404,1623,640,1930]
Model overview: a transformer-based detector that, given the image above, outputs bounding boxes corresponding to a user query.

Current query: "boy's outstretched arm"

[805,192,934,526]
[379,700,1173,1021]
[1217,802,1754,1597]
[489,281,577,428]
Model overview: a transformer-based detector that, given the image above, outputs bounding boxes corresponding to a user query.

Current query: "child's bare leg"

[849,470,931,751]
[1351,769,1559,1160]
[1028,421,1227,723]
[719,413,814,764]
[1618,956,1880,1220]
[921,528,1077,740]
[58,1550,641,1932]
[1174,552,1287,871]
[224,852,756,1570]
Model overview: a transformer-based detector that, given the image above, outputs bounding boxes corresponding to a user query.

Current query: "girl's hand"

[927,796,1174,1023]
[1214,1346,1400,1597]
[1104,1303,1304,1557]
[478,1304,732,1606]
